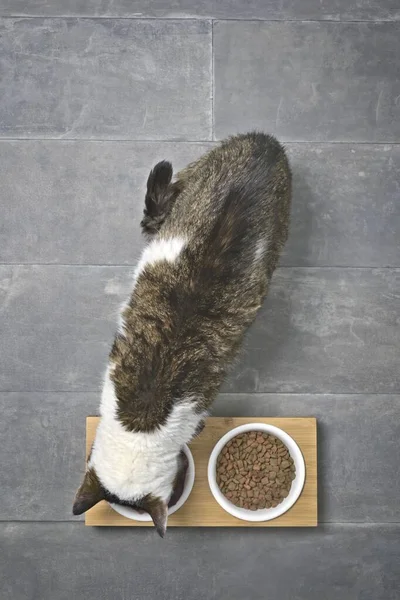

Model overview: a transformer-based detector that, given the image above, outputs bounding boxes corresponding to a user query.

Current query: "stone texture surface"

[1,2,400,598]
[0,265,129,391]
[1,267,398,394]
[1,523,399,600]
[0,141,210,264]
[0,392,98,521]
[224,268,400,394]
[1,0,399,20]
[284,144,400,267]
[2,141,399,266]
[214,22,400,142]
[214,394,400,523]
[2,392,399,523]
[0,18,211,140]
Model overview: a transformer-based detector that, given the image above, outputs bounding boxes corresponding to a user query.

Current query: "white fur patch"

[92,367,205,503]
[133,236,186,285]
[117,236,186,336]
[117,301,129,336]
[99,364,118,420]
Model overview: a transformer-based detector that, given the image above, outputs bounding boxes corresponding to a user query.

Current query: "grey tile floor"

[0,2,399,599]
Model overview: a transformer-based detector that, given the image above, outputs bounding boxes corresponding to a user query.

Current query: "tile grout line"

[1,391,399,396]
[0,264,399,269]
[0,15,399,23]
[0,138,400,145]
[0,138,213,144]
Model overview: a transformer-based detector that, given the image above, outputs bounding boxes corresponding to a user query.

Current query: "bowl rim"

[110,443,195,521]
[207,422,306,522]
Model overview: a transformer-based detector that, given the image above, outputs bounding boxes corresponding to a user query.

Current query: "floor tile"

[1,266,398,394]
[0,141,210,264]
[214,22,400,142]
[2,141,399,267]
[284,144,400,267]
[0,265,130,391]
[0,392,98,520]
[222,267,400,394]
[214,394,400,522]
[0,18,211,140]
[1,0,399,20]
[2,391,399,522]
[1,523,399,600]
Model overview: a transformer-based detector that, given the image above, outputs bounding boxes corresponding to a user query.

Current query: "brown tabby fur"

[110,132,291,432]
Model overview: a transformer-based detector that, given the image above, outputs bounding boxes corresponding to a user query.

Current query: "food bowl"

[208,423,305,522]
[110,444,195,521]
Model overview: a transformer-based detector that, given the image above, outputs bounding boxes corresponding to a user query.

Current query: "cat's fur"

[73,132,292,536]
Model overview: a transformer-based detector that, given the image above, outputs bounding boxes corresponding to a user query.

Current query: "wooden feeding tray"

[85,416,317,527]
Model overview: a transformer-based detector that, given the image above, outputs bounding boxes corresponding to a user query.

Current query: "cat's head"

[72,417,188,537]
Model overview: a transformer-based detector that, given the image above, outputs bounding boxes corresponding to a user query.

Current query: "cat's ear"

[143,497,168,538]
[72,469,105,515]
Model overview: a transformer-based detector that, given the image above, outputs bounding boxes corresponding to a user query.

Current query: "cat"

[73,132,292,536]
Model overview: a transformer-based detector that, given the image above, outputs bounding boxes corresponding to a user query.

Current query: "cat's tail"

[141,161,182,236]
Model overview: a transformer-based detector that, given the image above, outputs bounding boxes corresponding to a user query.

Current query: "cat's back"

[162,132,291,242]
[114,134,292,412]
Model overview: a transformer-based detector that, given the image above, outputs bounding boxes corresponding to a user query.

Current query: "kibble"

[216,431,296,511]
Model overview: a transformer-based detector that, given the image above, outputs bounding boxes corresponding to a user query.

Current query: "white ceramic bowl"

[208,423,305,522]
[110,444,195,521]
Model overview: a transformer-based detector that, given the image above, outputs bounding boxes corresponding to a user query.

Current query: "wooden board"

[85,416,317,527]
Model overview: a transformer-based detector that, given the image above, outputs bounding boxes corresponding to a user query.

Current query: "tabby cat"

[73,132,291,536]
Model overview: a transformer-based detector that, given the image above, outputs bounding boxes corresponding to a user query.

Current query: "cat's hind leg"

[141,161,182,236]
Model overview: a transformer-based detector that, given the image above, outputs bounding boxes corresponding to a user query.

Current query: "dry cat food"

[216,431,296,510]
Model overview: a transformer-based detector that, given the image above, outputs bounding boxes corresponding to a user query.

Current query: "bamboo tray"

[85,416,317,527]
